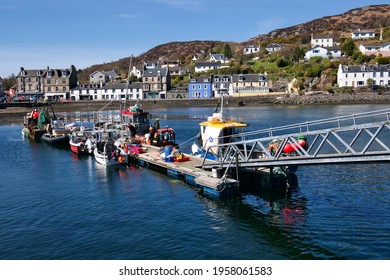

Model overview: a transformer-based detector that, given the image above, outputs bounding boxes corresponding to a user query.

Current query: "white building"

[209,54,228,63]
[359,42,390,57]
[212,75,232,96]
[305,46,341,60]
[194,62,221,73]
[70,82,143,101]
[243,45,260,55]
[311,34,334,48]
[337,64,390,88]
[351,29,376,40]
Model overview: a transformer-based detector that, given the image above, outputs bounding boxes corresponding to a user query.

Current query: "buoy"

[283,143,295,153]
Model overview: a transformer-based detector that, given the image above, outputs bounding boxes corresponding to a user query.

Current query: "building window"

[192,85,195,90]
[204,84,208,89]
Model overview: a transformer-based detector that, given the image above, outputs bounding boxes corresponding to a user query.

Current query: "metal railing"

[201,108,390,169]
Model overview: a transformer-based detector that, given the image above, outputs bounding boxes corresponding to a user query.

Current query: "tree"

[223,44,232,59]
[276,58,291,68]
[341,38,357,57]
[290,46,306,62]
[366,78,374,88]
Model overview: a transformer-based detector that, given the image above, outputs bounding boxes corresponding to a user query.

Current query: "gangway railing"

[200,108,390,169]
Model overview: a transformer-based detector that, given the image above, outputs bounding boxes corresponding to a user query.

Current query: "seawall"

[1,93,390,124]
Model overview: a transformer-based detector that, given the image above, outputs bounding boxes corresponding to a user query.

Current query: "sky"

[0,0,387,78]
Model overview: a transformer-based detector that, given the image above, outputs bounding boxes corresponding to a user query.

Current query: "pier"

[136,145,240,199]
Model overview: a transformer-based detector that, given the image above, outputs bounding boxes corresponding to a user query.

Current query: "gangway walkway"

[200,108,390,169]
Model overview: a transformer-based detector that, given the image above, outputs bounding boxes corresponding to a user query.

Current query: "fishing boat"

[41,117,72,146]
[94,139,128,166]
[41,132,69,146]
[191,97,247,160]
[190,96,295,189]
[120,102,150,138]
[22,107,51,141]
[69,129,95,155]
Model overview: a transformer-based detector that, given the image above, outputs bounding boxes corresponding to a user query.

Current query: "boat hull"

[22,126,46,142]
[41,133,69,146]
[70,143,85,154]
[93,148,128,166]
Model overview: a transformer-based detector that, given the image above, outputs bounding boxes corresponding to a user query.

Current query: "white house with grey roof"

[243,45,260,55]
[194,62,221,73]
[209,54,228,63]
[212,75,232,96]
[305,46,342,60]
[70,82,143,101]
[351,29,376,40]
[265,43,284,53]
[359,42,390,57]
[311,34,334,48]
[337,64,390,88]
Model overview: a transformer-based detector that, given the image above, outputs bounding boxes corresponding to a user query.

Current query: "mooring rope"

[175,133,200,149]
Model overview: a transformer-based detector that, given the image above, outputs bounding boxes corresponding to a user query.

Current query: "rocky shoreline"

[1,93,390,124]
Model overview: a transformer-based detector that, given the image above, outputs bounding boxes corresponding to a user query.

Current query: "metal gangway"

[201,108,390,170]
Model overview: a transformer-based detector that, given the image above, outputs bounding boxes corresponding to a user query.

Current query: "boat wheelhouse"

[120,103,150,136]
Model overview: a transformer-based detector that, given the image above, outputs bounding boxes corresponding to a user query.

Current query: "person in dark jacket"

[128,123,136,138]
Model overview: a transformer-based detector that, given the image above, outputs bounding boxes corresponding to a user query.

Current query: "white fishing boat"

[94,139,128,166]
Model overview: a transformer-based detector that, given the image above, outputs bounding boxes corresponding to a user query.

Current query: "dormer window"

[238,75,244,82]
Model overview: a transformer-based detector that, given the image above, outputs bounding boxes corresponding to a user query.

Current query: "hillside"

[246,4,390,43]
[77,4,390,83]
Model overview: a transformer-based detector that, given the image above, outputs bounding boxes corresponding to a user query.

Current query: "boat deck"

[136,144,239,198]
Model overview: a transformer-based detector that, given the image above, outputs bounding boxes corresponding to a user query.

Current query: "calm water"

[0,104,389,260]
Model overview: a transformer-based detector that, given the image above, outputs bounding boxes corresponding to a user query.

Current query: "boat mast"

[124,55,133,110]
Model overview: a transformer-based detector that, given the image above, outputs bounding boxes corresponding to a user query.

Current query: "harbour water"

[0,104,389,260]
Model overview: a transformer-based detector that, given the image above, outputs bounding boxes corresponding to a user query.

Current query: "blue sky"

[0,0,387,77]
